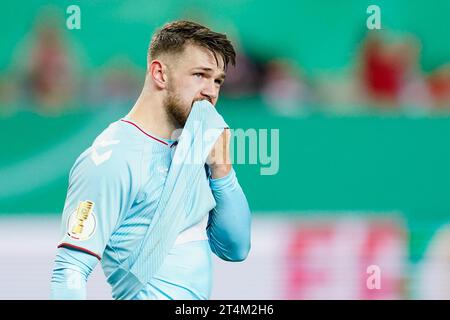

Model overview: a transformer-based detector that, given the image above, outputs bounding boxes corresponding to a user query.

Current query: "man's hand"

[207,128,232,179]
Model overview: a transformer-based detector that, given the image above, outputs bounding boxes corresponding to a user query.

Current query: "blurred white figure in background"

[417,224,450,299]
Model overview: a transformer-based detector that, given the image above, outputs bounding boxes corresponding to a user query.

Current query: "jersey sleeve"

[50,246,98,299]
[207,168,252,261]
[57,144,137,260]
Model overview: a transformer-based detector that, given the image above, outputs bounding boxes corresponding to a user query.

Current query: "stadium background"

[1,0,449,299]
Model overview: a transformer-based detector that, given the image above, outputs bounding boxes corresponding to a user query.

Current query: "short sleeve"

[57,147,135,260]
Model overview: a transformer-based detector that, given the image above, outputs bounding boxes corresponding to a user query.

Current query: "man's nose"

[200,81,218,104]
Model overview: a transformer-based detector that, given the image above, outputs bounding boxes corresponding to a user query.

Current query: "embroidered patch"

[67,200,97,241]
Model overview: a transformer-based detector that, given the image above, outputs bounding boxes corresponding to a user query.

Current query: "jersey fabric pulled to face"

[51,101,251,300]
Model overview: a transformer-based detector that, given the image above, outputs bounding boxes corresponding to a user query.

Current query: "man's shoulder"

[71,120,144,176]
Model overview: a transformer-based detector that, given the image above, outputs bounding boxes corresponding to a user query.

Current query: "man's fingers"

[207,128,231,166]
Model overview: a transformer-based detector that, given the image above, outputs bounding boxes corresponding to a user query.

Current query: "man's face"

[163,44,226,127]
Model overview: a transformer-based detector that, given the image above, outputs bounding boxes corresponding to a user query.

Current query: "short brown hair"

[148,20,236,70]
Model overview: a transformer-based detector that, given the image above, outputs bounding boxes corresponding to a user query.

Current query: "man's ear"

[148,60,167,89]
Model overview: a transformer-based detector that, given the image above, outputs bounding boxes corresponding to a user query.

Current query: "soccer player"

[50,20,251,300]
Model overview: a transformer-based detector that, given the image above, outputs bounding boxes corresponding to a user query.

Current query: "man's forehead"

[181,44,226,72]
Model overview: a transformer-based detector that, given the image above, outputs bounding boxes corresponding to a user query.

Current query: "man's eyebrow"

[191,67,226,79]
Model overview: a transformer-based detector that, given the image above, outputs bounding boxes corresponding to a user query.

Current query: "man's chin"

[172,99,210,128]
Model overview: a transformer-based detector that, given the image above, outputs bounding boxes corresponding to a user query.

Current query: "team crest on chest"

[67,200,97,241]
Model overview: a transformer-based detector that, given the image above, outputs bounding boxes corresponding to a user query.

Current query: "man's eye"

[193,73,203,78]
[215,79,223,85]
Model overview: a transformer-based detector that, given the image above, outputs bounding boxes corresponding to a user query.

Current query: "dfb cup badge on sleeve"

[67,200,97,241]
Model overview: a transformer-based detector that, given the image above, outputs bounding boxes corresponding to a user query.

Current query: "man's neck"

[126,89,177,140]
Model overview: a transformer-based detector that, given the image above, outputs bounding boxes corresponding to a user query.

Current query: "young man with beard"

[50,20,251,300]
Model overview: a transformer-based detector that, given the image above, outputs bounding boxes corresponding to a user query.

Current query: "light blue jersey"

[51,111,251,299]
